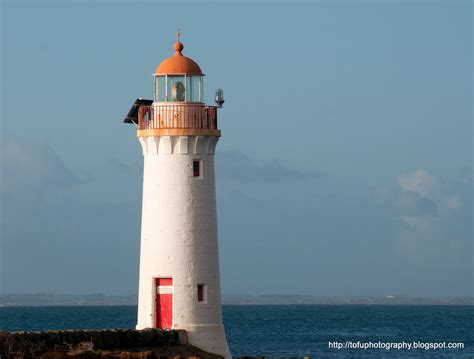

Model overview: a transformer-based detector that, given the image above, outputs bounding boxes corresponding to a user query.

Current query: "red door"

[155,278,173,329]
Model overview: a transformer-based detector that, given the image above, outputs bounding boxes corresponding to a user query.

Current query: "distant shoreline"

[1,294,472,306]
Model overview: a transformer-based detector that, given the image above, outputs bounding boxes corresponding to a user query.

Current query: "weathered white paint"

[136,135,230,358]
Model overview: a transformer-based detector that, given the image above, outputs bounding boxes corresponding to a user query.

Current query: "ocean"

[0,305,472,357]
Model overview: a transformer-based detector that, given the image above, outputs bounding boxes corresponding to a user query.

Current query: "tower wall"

[136,135,230,358]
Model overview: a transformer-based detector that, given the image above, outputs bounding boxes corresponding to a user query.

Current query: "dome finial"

[173,28,184,54]
[156,29,202,74]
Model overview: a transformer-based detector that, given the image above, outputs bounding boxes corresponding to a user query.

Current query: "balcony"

[138,104,218,131]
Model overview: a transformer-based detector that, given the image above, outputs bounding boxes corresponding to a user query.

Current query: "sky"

[0,1,472,297]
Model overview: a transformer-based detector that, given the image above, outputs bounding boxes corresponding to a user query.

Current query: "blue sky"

[1,1,472,296]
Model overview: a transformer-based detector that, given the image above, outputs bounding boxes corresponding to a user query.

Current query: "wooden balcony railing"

[138,104,218,130]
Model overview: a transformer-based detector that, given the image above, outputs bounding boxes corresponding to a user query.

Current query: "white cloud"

[401,215,431,232]
[442,195,461,211]
[381,168,467,233]
[398,168,439,201]
[0,139,140,295]
[397,169,462,221]
[217,150,322,182]
[0,138,79,194]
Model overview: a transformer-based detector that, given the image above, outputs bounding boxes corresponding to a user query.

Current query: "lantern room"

[153,41,204,103]
[123,34,224,133]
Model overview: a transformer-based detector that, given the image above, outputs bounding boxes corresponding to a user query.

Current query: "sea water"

[0,305,472,357]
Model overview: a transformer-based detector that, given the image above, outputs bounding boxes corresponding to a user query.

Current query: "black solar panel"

[123,98,153,124]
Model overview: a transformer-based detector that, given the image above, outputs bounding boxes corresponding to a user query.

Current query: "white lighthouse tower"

[124,34,230,358]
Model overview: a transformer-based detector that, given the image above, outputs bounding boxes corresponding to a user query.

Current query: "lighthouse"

[123,34,230,358]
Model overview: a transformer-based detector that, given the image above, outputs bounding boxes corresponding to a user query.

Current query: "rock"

[0,330,223,359]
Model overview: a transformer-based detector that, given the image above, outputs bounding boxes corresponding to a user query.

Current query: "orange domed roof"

[155,41,203,75]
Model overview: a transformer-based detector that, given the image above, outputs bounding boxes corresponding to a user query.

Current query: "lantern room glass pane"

[156,76,166,102]
[190,76,202,102]
[200,77,204,102]
[167,76,185,102]
[186,76,192,101]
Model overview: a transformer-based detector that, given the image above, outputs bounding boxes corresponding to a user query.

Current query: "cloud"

[0,143,325,295]
[380,168,470,233]
[0,138,140,295]
[216,150,322,182]
[415,197,438,216]
[106,157,141,175]
[0,138,79,196]
[370,169,472,294]
[398,168,439,199]
[394,169,465,230]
